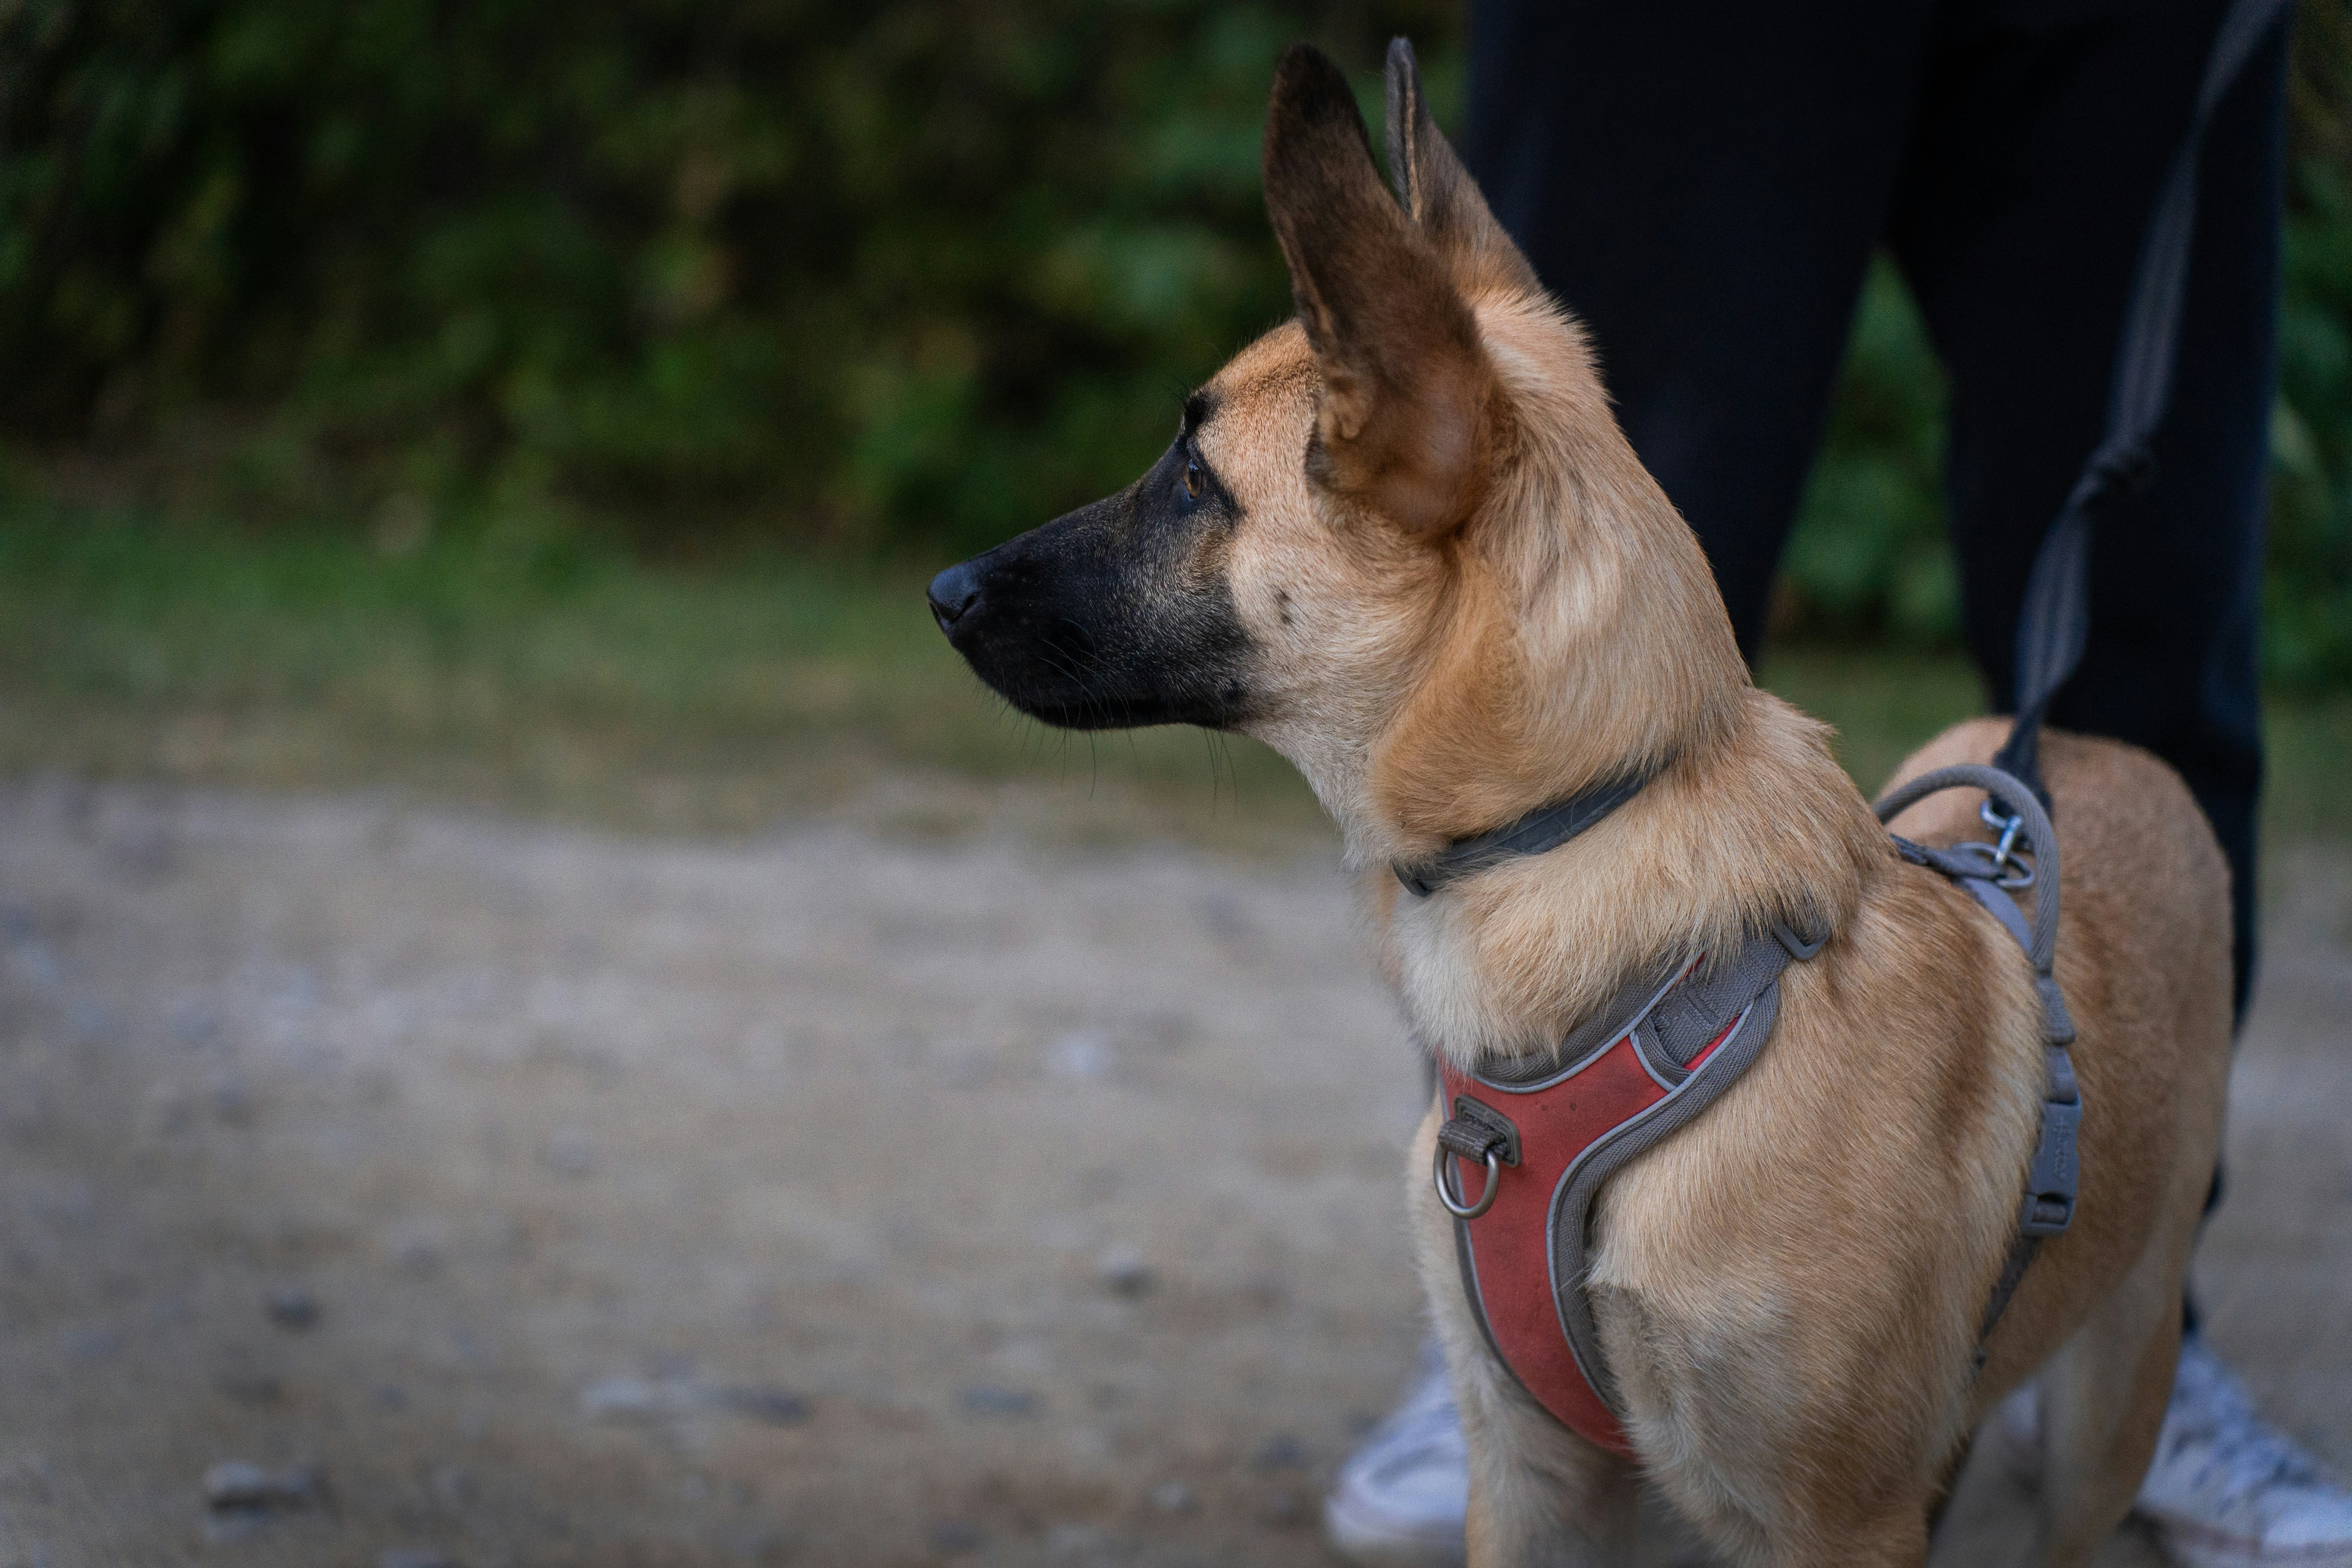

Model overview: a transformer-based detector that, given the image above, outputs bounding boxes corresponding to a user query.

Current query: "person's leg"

[1889,0,2276,1019]
[1876,11,2352,1565]
[1458,0,1937,660]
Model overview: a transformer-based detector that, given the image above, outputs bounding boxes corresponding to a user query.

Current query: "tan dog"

[929,41,2233,1568]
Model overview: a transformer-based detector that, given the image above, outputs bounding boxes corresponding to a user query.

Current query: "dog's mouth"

[928,450,1256,733]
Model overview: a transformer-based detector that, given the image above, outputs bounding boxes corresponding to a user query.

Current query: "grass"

[1,503,2345,851]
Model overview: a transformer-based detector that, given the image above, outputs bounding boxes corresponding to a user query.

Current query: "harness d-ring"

[1434,1142,1501,1219]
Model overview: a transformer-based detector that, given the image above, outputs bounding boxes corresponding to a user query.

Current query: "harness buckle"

[1447,1096,1521,1165]
[2019,1076,2082,1239]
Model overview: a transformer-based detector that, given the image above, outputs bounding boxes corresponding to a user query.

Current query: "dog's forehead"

[1197,322,1318,457]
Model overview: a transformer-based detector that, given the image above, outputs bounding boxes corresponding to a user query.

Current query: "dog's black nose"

[928,561,982,632]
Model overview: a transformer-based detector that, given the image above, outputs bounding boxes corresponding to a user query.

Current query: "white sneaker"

[2138,1338,2352,1567]
[1324,1340,1470,1567]
[1982,1338,2352,1568]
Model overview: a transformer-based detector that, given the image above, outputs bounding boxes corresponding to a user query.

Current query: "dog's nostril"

[927,562,983,630]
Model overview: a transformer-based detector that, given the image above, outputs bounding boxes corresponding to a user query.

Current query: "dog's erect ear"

[1263,43,1503,537]
[1383,38,1540,298]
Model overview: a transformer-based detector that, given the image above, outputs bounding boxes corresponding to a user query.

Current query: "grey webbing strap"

[1437,1106,1514,1163]
[1549,932,1807,1415]
[1480,953,1687,1088]
[1635,921,1827,1082]
[1991,0,2291,799]
[1874,764,2080,1351]
[1393,760,1663,898]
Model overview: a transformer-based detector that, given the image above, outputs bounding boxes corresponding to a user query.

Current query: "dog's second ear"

[1263,43,1503,537]
[1384,39,1539,299]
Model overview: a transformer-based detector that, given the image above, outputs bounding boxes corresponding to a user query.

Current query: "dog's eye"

[1183,454,1205,500]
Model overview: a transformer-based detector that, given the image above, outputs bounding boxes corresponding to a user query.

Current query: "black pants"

[1462,0,2286,1020]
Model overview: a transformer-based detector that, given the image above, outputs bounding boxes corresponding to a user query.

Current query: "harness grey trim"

[1393,758,1665,898]
[1546,928,1810,1412]
[1475,955,1688,1091]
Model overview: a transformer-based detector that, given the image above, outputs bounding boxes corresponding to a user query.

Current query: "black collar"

[1391,759,1664,898]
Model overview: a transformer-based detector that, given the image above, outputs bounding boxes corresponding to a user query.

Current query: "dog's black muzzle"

[927,488,1254,732]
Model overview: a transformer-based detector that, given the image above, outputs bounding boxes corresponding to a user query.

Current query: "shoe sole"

[1323,1491,1467,1568]
[2153,1519,2352,1568]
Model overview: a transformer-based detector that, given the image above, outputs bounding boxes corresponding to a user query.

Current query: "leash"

[1989,0,2291,803]
[1922,0,2286,1352]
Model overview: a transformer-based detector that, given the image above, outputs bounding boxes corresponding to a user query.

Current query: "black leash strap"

[1991,0,2290,799]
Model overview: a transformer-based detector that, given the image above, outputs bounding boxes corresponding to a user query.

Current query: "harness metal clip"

[1965,797,2038,891]
[1433,1096,1519,1220]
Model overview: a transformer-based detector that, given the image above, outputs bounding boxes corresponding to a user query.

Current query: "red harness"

[1407,760,2075,1460]
[1432,940,1806,1456]
[1437,1018,1738,1453]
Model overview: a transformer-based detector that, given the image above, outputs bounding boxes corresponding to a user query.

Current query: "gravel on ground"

[0,778,2343,1566]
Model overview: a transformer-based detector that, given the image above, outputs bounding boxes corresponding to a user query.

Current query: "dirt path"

[0,779,2344,1567]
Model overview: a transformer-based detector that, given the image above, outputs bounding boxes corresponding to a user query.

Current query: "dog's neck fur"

[1300,296,1893,1067]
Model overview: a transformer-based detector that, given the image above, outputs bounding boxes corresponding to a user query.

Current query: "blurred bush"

[0,0,1452,554]
[0,0,2345,687]
[1782,0,2352,690]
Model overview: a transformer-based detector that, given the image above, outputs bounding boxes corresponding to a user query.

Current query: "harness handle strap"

[1874,764,2063,988]
[1989,0,2290,800]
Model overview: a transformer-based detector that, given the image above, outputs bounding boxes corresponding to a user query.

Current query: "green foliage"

[1779,262,1958,649]
[2,0,2347,689]
[2270,0,2352,689]
[1,0,1451,552]
[5,499,2345,838]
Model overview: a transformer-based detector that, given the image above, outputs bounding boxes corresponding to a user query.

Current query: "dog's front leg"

[1410,1108,1641,1567]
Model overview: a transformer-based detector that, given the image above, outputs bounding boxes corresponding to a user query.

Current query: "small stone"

[62,1327,118,1360]
[202,1460,320,1513]
[1250,1433,1308,1471]
[1094,1245,1154,1299]
[928,1519,985,1555]
[430,1464,475,1508]
[0,898,36,944]
[203,1461,276,1510]
[1044,1030,1114,1080]
[717,1385,812,1427]
[201,1512,264,1543]
[957,1384,1038,1419]
[265,1287,320,1331]
[209,1075,254,1127]
[1150,1480,1196,1514]
[539,1130,597,1178]
[1043,1523,1108,1559]
[393,1238,446,1278]
[722,1523,790,1564]
[213,1370,283,1407]
[579,1376,665,1419]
